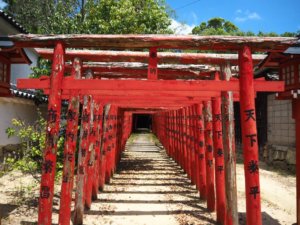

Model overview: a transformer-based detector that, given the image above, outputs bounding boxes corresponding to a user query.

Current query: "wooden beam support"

[59,58,81,225]
[10,34,297,52]
[221,64,238,225]
[17,77,285,92]
[38,42,65,225]
[36,48,266,65]
[148,47,158,80]
[203,100,215,212]
[212,96,226,224]
[239,46,262,225]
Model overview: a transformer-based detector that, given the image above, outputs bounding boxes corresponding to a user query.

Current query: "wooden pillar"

[192,105,199,189]
[183,108,188,174]
[179,109,185,169]
[92,103,103,199]
[98,105,108,191]
[189,106,196,185]
[58,58,81,225]
[222,63,238,225]
[195,103,206,200]
[86,98,96,209]
[186,107,192,180]
[73,70,93,225]
[212,96,226,224]
[38,42,64,225]
[148,47,158,80]
[239,46,262,225]
[105,107,113,184]
[292,99,300,224]
[203,100,215,212]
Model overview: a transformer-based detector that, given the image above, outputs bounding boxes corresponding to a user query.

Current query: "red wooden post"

[239,46,262,225]
[73,71,93,225]
[221,63,238,225]
[148,47,158,80]
[38,42,65,225]
[186,107,192,180]
[110,106,118,175]
[92,103,103,199]
[178,109,183,168]
[203,100,215,212]
[59,58,81,225]
[175,110,180,163]
[192,105,199,189]
[293,99,300,225]
[85,98,96,209]
[189,106,196,185]
[183,108,188,174]
[105,107,113,184]
[195,103,207,200]
[98,105,108,191]
[212,96,226,224]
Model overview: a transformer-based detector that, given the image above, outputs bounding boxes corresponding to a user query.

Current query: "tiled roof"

[0,10,28,34]
[10,84,48,103]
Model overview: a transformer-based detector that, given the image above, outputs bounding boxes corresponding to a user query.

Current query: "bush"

[5,109,64,180]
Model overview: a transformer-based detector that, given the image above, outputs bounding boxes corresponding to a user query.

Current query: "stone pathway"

[83,133,216,225]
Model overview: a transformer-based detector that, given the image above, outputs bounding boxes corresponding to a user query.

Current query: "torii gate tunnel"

[9,34,299,225]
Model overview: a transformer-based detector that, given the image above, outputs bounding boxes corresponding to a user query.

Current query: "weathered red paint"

[73,71,93,225]
[58,58,81,225]
[203,100,215,212]
[239,46,262,225]
[195,103,207,200]
[212,96,226,224]
[36,48,266,65]
[85,98,96,209]
[92,103,103,199]
[11,34,297,52]
[148,47,158,80]
[221,64,238,225]
[18,77,284,92]
[38,42,64,225]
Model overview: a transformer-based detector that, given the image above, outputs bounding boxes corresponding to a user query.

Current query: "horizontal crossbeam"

[10,34,297,52]
[17,77,284,92]
[36,49,266,65]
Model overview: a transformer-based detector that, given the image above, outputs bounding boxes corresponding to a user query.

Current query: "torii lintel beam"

[9,34,297,52]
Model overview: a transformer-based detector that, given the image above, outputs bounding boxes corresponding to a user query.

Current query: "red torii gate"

[8,34,298,225]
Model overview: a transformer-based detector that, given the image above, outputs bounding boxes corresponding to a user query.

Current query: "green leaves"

[4,0,172,35]
[192,17,299,37]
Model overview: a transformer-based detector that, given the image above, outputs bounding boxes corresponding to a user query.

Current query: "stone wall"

[264,94,296,172]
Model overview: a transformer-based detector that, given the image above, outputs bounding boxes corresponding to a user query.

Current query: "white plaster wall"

[10,48,38,85]
[0,97,38,146]
[267,94,295,147]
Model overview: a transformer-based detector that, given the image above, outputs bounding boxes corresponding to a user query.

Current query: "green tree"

[192,17,240,35]
[192,17,299,37]
[3,0,173,34]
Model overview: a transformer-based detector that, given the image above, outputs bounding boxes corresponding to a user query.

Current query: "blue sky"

[1,0,299,35]
[166,0,300,34]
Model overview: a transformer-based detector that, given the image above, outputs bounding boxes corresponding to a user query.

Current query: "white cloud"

[169,19,195,35]
[235,10,261,22]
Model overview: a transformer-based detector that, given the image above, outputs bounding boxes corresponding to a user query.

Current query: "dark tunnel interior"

[132,114,152,132]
